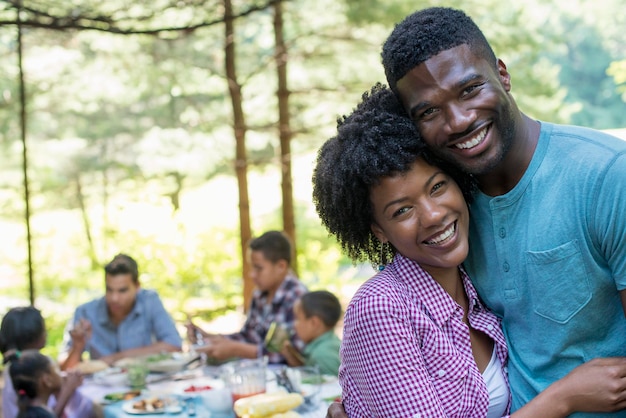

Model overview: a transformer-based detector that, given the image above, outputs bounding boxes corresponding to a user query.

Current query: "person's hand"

[69,318,92,348]
[185,320,200,345]
[550,357,626,414]
[185,319,212,346]
[194,335,236,361]
[326,400,347,418]
[62,370,84,393]
[280,341,304,367]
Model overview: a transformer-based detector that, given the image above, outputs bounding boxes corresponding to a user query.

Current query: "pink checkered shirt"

[339,254,510,417]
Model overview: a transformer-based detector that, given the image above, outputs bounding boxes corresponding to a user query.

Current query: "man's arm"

[194,335,258,361]
[59,317,91,371]
[99,341,180,365]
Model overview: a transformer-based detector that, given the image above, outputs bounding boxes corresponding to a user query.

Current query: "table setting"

[77,353,341,418]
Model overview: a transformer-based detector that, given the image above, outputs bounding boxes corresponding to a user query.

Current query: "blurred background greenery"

[1,0,625,359]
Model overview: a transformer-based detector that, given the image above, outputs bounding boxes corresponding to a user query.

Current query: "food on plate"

[183,384,213,392]
[72,359,109,374]
[103,390,142,402]
[131,397,166,412]
[233,392,303,418]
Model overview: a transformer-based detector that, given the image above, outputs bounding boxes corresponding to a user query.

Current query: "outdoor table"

[78,364,340,418]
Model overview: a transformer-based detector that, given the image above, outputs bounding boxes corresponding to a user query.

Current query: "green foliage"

[1,0,625,361]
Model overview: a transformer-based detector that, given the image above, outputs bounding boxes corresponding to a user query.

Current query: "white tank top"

[483,347,510,418]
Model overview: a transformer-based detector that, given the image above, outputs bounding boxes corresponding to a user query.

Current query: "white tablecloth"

[79,365,340,418]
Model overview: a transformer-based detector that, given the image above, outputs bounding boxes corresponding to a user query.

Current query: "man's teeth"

[426,223,456,245]
[455,128,487,149]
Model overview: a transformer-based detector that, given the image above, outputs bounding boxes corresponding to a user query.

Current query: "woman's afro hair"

[312,83,475,266]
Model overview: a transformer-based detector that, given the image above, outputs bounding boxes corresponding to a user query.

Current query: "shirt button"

[504,367,508,374]
[437,369,446,377]
[487,324,494,331]
[503,262,510,272]
[499,228,506,238]
[413,414,422,418]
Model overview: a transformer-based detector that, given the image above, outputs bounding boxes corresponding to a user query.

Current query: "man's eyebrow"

[408,73,484,118]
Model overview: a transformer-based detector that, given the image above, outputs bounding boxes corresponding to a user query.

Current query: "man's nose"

[444,103,473,134]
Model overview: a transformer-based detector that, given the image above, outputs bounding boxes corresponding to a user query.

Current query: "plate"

[121,397,182,415]
[115,353,198,374]
[93,367,128,386]
[73,359,109,375]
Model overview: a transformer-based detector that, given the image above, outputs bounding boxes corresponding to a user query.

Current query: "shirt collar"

[255,273,298,305]
[390,254,470,328]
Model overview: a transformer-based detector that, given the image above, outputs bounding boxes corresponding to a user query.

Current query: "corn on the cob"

[268,411,301,418]
[233,392,303,418]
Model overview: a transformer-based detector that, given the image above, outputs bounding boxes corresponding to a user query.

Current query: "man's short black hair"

[300,290,342,329]
[248,230,292,265]
[105,253,139,283]
[382,7,497,91]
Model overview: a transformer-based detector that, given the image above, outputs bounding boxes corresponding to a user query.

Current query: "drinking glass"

[221,356,268,403]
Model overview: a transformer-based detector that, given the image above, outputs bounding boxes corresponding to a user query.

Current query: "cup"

[127,361,148,390]
[221,357,267,403]
[286,366,322,410]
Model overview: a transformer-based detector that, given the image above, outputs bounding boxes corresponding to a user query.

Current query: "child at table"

[281,290,342,376]
[187,231,308,365]
[7,349,62,418]
[0,306,94,418]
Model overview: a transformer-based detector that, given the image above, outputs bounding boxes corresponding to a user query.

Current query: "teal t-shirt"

[303,330,341,376]
[466,122,626,417]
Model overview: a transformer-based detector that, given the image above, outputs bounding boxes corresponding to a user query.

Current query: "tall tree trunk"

[224,0,253,310]
[17,0,35,304]
[272,0,298,276]
[75,173,98,269]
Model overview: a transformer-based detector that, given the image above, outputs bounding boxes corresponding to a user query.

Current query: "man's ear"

[276,259,289,273]
[497,58,512,92]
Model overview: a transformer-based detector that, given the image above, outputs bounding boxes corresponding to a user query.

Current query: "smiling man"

[60,253,182,371]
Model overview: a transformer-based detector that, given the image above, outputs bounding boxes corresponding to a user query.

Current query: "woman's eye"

[392,207,410,218]
[432,181,446,193]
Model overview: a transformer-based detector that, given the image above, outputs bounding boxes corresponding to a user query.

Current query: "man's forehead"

[105,273,136,288]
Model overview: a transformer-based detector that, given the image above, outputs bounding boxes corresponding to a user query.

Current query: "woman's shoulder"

[350,269,411,306]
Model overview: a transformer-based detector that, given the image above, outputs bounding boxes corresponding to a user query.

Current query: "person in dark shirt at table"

[188,230,308,364]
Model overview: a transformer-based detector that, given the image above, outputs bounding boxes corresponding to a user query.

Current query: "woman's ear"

[370,223,387,244]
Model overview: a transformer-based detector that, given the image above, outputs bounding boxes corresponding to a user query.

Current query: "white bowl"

[201,387,233,413]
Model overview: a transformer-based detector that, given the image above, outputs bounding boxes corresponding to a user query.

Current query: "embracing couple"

[313,7,626,418]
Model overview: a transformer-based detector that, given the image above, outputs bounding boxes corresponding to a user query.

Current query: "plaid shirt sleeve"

[227,274,308,364]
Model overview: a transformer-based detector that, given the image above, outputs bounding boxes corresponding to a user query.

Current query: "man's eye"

[462,82,484,97]
[419,107,437,119]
